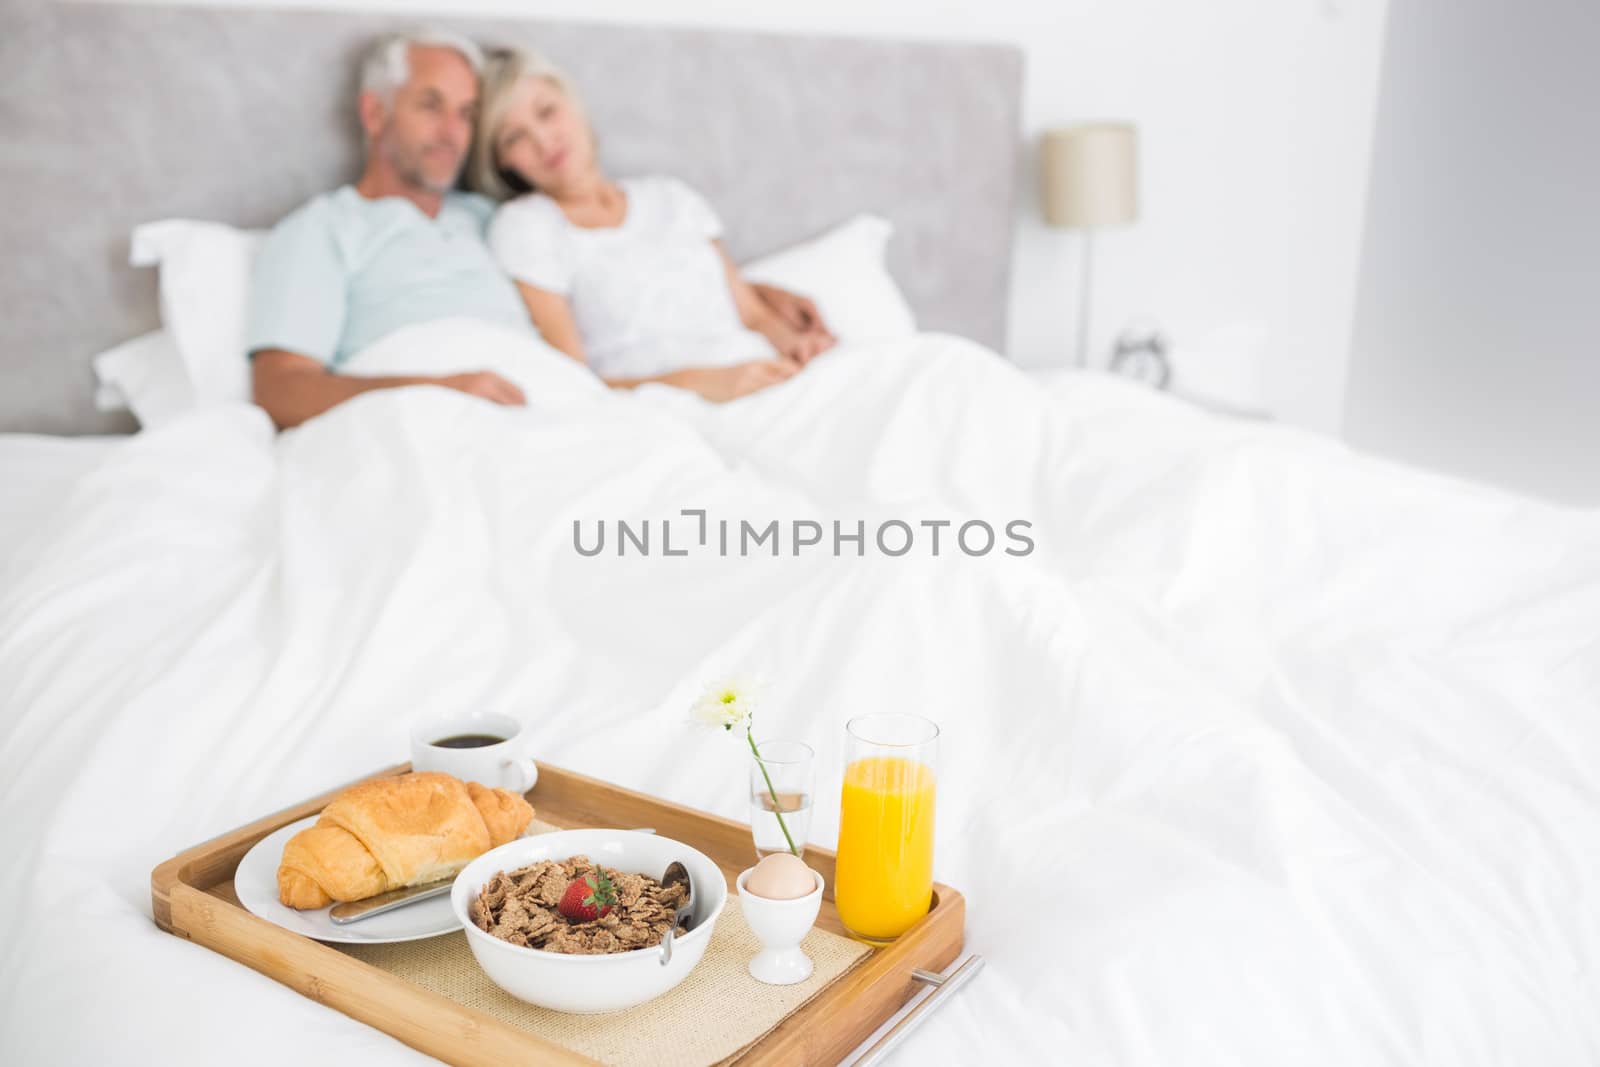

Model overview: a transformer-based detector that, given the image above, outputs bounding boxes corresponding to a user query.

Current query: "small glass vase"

[748,738,815,859]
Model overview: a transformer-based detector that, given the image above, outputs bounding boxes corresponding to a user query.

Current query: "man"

[249,32,529,429]
[249,30,828,429]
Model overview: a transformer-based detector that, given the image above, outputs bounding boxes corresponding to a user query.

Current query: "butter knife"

[326,827,658,925]
[329,879,454,925]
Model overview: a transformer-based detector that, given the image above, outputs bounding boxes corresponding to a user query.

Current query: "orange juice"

[834,755,937,942]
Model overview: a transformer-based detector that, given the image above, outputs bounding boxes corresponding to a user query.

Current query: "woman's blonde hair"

[467,47,587,201]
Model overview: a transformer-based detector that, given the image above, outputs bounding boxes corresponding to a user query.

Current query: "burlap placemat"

[337,827,870,1067]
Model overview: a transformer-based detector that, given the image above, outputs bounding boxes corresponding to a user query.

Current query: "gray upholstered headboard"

[0,2,1022,434]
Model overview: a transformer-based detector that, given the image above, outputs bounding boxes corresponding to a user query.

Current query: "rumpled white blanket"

[2,320,1597,1065]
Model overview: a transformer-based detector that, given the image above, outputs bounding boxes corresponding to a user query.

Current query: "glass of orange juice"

[834,713,938,944]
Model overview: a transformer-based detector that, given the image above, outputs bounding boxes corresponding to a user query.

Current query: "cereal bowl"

[450,829,728,1014]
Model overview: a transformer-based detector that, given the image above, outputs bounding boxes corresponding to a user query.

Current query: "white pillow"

[90,329,195,429]
[130,220,264,408]
[740,215,916,343]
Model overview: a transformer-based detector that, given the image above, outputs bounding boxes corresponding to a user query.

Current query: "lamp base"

[1074,230,1095,369]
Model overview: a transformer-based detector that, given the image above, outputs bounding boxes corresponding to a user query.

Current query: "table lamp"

[1040,123,1139,368]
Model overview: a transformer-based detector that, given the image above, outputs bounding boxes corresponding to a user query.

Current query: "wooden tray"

[151,762,966,1066]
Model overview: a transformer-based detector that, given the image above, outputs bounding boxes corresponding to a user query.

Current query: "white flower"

[690,678,758,731]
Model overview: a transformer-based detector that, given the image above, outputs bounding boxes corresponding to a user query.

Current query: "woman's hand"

[716,245,837,366]
[749,284,834,341]
[672,359,800,402]
[748,284,836,366]
[762,316,835,366]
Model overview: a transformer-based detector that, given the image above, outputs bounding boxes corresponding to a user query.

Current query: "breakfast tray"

[151,762,977,1066]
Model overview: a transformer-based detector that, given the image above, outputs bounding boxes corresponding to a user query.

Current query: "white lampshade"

[1040,123,1138,229]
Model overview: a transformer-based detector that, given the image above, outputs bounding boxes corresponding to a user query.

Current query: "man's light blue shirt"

[247,186,530,368]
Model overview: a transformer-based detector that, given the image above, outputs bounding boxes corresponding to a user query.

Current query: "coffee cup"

[410,711,539,793]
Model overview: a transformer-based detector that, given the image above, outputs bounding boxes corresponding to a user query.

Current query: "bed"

[4,5,1600,1067]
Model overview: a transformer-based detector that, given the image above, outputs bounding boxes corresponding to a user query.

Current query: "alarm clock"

[1110,326,1172,390]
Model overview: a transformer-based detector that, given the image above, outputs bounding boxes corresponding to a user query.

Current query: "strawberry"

[557,870,617,921]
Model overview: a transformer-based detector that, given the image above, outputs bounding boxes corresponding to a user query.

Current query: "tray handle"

[849,954,985,1066]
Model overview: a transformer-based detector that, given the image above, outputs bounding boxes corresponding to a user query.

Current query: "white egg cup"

[735,866,824,986]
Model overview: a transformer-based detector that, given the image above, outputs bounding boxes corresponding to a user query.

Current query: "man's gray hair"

[360,29,485,101]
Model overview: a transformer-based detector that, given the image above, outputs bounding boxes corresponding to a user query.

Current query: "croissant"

[277,771,535,909]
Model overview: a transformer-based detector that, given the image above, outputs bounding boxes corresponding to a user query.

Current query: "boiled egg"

[745,852,817,900]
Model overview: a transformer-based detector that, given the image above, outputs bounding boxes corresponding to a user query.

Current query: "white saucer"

[234,815,461,944]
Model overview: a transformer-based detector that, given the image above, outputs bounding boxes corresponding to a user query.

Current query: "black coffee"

[432,733,506,749]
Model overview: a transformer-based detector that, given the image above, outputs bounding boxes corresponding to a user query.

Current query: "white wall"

[1345,0,1600,505]
[87,0,1390,432]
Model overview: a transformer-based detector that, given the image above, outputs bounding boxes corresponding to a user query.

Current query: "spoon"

[657,861,694,967]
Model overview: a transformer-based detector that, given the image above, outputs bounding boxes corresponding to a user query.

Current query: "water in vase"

[750,789,813,858]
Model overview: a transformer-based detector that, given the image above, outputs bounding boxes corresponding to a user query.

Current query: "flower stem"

[747,730,799,856]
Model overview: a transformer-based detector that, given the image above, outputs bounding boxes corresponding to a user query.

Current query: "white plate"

[234,815,461,944]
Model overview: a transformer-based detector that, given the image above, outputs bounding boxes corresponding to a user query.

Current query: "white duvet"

[2,321,1598,1065]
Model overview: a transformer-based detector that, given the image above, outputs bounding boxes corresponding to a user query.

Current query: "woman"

[467,49,835,403]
